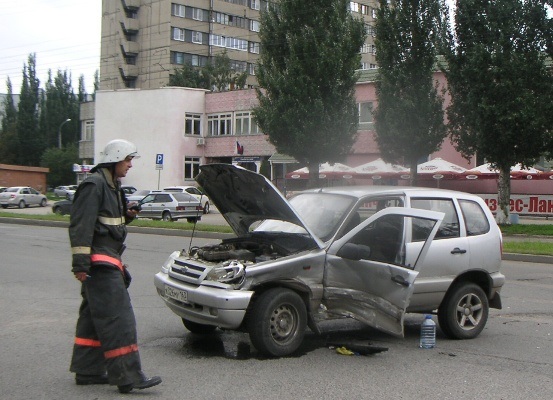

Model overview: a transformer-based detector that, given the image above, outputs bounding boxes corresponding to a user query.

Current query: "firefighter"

[69,139,162,394]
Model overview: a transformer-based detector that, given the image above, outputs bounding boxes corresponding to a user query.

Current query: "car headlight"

[206,260,245,283]
[161,250,180,273]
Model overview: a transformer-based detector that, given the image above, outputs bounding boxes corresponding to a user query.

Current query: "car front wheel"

[438,282,489,340]
[40,199,47,207]
[247,288,307,357]
[162,211,172,222]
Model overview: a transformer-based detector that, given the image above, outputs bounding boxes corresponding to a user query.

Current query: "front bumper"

[153,271,254,329]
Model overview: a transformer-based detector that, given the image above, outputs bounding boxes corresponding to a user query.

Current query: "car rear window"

[459,200,490,236]
[173,193,196,202]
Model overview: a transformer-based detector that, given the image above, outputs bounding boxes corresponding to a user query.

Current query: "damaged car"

[154,164,504,357]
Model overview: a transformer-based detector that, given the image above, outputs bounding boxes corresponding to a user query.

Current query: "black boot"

[118,375,162,393]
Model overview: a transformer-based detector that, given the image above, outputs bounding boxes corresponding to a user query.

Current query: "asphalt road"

[0,224,552,400]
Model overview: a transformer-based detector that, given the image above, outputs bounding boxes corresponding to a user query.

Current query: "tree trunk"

[496,168,511,225]
[307,161,320,189]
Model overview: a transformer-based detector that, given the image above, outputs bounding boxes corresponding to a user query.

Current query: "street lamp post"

[58,118,71,149]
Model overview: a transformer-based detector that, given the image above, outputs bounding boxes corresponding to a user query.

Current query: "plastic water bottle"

[419,315,436,349]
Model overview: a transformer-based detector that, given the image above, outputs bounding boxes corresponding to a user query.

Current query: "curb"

[1,217,550,264]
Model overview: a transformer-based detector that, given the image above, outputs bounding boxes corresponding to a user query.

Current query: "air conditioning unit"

[196,137,205,146]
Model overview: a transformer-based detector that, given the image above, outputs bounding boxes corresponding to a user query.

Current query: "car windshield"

[254,193,356,241]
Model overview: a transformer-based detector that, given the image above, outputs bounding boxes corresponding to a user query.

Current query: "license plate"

[165,285,188,303]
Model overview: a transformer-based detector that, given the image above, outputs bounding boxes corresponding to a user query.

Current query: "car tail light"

[195,206,203,211]
[176,205,185,211]
[10,194,16,199]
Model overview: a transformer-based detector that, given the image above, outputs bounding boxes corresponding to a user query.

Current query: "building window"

[369,63,377,69]
[366,24,375,36]
[83,120,94,141]
[171,3,185,17]
[358,102,373,126]
[192,8,203,21]
[360,62,369,70]
[192,31,203,44]
[208,113,233,136]
[171,51,209,66]
[185,113,201,136]
[249,42,260,54]
[210,34,225,47]
[226,37,248,51]
[184,156,201,180]
[250,0,260,11]
[172,27,185,41]
[372,8,378,19]
[235,112,260,135]
[248,63,256,75]
[371,45,377,55]
[350,2,360,13]
[250,19,260,32]
[360,43,370,54]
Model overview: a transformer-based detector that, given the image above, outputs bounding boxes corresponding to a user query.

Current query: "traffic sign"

[156,154,163,170]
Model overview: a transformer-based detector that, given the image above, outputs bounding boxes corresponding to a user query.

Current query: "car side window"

[156,194,172,203]
[411,198,460,239]
[348,214,405,265]
[459,200,490,236]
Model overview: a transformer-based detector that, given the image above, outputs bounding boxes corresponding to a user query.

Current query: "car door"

[139,194,156,218]
[29,188,41,205]
[324,207,444,337]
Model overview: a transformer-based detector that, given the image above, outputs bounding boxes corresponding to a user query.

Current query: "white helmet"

[98,139,140,164]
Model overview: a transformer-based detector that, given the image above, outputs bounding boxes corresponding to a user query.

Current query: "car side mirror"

[337,243,372,261]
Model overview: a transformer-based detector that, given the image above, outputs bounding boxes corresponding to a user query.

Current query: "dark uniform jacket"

[69,168,133,274]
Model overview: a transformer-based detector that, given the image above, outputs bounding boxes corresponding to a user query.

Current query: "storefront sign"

[478,194,553,215]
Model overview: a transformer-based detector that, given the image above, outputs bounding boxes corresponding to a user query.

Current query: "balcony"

[119,64,139,79]
[121,41,139,55]
[121,18,139,34]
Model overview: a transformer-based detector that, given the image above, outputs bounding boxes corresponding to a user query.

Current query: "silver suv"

[154,164,504,356]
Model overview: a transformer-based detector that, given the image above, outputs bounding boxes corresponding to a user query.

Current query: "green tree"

[41,144,79,187]
[253,0,366,186]
[16,54,41,166]
[444,0,553,223]
[0,77,19,164]
[373,0,450,185]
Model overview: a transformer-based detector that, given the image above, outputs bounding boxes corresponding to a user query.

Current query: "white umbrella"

[353,158,409,180]
[417,158,467,179]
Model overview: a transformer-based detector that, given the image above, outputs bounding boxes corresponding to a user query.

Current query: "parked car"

[0,186,48,209]
[126,189,151,203]
[154,164,505,357]
[138,191,203,222]
[121,185,137,195]
[52,198,73,215]
[163,186,210,214]
[54,185,78,198]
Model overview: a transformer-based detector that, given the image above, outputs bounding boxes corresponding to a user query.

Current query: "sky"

[0,0,101,95]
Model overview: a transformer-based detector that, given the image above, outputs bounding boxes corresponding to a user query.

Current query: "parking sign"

[156,154,163,170]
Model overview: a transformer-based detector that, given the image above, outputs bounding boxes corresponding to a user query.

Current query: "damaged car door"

[324,207,444,337]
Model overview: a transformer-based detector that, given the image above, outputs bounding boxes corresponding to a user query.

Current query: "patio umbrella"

[353,158,409,180]
[286,162,355,179]
[416,158,467,180]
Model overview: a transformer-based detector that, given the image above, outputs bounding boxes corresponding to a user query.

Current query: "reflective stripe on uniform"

[104,343,139,359]
[98,216,125,225]
[75,337,102,347]
[90,254,123,272]
[72,246,91,255]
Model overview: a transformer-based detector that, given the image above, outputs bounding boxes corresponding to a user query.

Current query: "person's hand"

[126,201,140,218]
[74,272,89,282]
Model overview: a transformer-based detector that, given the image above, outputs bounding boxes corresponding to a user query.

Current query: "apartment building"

[100,0,380,90]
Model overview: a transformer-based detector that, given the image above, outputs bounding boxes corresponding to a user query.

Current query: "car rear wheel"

[438,282,489,340]
[162,211,172,222]
[1,205,7,209]
[247,288,307,357]
[182,318,217,334]
[53,206,62,215]
[18,200,25,209]
[40,199,47,207]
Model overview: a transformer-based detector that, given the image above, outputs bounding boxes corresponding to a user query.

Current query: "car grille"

[169,258,209,285]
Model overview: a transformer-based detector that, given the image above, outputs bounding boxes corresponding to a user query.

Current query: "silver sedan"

[0,186,48,209]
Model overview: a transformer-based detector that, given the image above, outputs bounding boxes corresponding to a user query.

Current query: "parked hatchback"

[154,164,505,357]
[138,192,203,223]
[0,186,48,209]
[163,186,210,214]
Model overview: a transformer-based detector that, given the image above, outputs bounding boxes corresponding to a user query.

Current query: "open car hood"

[196,164,323,246]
